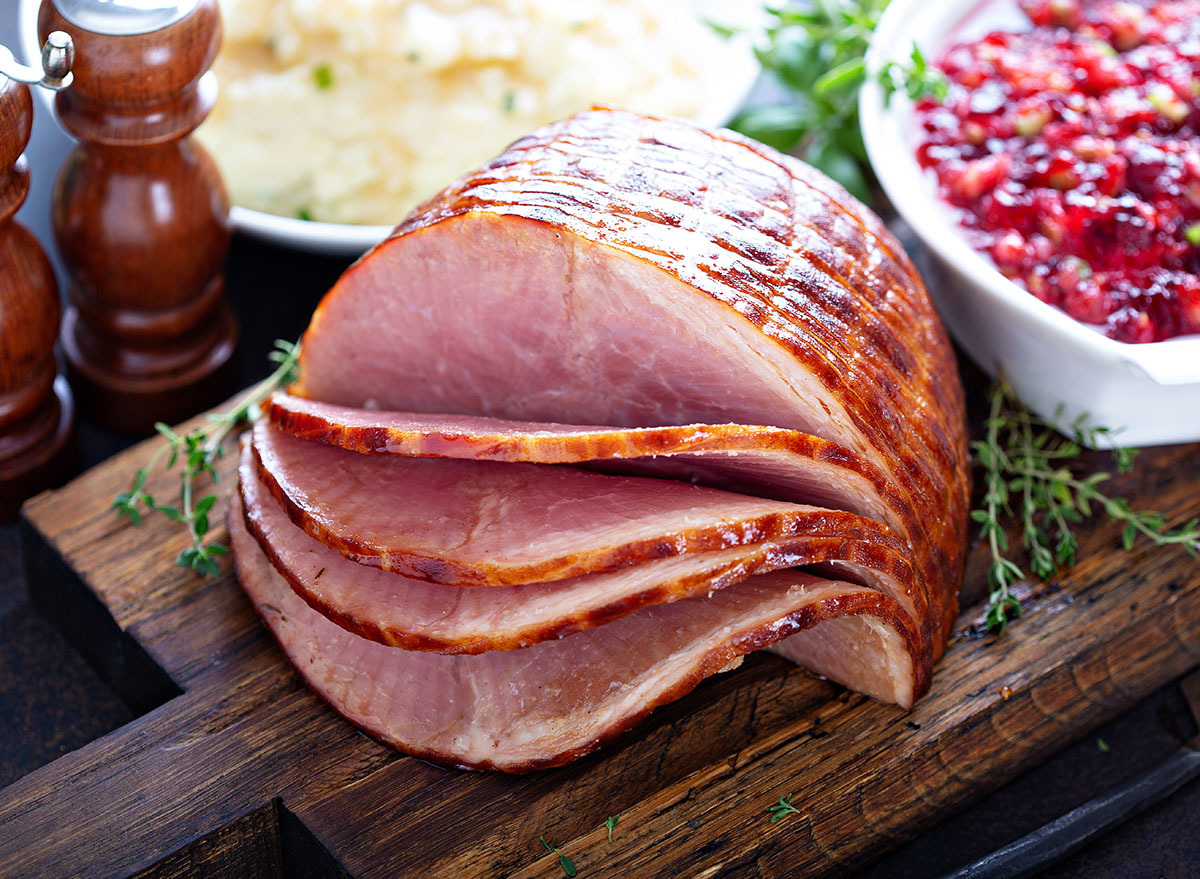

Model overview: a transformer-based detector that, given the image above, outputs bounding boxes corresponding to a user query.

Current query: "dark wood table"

[3,9,1198,877]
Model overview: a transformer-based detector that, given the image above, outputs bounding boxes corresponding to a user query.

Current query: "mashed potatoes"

[197,0,752,225]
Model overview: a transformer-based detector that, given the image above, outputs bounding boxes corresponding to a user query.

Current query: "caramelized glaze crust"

[298,108,969,653]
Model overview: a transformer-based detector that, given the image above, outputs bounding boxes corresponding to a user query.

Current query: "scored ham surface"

[228,108,972,771]
[239,443,927,655]
[230,493,926,771]
[292,108,970,649]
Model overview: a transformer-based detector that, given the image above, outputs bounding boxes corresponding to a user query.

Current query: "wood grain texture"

[0,73,75,519]
[1,406,1197,878]
[39,0,236,433]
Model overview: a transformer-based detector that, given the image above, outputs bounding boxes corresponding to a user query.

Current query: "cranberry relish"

[916,0,1200,342]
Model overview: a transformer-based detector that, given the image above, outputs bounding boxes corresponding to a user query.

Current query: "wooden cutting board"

[2,411,1198,878]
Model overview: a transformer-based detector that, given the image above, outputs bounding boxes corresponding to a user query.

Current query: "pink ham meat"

[266,392,915,546]
[230,492,927,771]
[239,443,926,657]
[252,419,921,598]
[291,108,970,651]
[226,108,973,770]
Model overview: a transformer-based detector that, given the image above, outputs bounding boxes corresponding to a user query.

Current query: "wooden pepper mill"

[0,36,76,521]
[39,0,237,434]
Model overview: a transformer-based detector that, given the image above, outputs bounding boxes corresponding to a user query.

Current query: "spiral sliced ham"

[266,392,914,544]
[293,108,970,648]
[240,443,925,656]
[252,420,920,600]
[230,492,925,770]
[229,107,971,771]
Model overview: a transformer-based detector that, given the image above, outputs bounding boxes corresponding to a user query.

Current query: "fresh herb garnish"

[880,43,949,105]
[973,379,1200,635]
[603,815,619,841]
[313,63,334,90]
[540,836,577,877]
[502,90,517,114]
[1097,738,1112,753]
[718,1,947,201]
[113,340,301,577]
[766,793,801,823]
[297,207,313,222]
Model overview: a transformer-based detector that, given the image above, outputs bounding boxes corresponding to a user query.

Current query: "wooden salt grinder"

[0,36,76,521]
[39,0,237,434]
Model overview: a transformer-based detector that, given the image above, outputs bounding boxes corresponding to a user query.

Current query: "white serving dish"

[20,0,759,258]
[860,0,1200,447]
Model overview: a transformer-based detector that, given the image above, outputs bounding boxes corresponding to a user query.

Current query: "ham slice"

[239,443,927,655]
[252,420,919,597]
[230,492,926,771]
[291,108,970,650]
[266,392,915,547]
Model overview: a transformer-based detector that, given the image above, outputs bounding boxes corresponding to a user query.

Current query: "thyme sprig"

[766,793,801,823]
[715,1,947,201]
[112,340,301,576]
[973,380,1200,635]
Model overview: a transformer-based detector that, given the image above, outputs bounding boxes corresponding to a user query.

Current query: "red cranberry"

[1109,305,1157,341]
[1062,274,1111,323]
[919,0,1200,342]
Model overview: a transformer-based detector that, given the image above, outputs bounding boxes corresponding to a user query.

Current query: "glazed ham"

[266,393,915,545]
[252,420,921,598]
[293,108,970,648]
[240,443,926,655]
[230,493,926,770]
[230,107,970,771]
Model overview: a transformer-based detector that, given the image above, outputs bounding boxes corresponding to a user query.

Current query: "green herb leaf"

[767,793,801,823]
[727,103,814,153]
[814,57,866,96]
[112,340,303,577]
[1097,737,1112,753]
[603,814,619,841]
[540,836,577,877]
[805,133,871,201]
[313,63,334,90]
[717,2,945,194]
[973,378,1200,635]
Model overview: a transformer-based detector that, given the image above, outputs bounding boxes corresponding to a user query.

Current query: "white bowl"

[860,0,1200,447]
[21,0,759,258]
